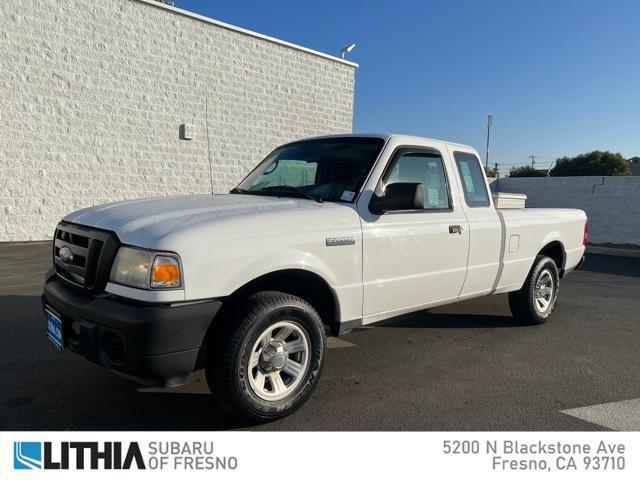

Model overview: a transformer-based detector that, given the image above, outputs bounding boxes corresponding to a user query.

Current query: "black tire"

[206,291,325,423]
[508,255,560,325]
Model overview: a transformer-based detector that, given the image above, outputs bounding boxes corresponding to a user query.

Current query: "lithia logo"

[12,440,238,471]
[14,442,42,470]
[14,441,145,470]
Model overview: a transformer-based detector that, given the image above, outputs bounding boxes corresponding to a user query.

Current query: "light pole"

[485,114,493,168]
[340,43,356,59]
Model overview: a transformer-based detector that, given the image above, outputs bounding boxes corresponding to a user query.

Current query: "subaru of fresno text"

[42,134,586,421]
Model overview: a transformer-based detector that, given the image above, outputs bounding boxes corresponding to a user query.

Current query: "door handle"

[449,225,463,234]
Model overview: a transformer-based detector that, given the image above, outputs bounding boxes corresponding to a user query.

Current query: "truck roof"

[293,133,474,151]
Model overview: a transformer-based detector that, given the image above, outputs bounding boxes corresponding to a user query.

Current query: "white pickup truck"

[42,134,587,421]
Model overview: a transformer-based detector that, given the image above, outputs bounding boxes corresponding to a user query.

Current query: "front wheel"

[509,255,560,324]
[206,291,326,423]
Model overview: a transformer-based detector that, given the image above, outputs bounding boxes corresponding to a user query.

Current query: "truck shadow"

[377,311,524,329]
[90,386,248,431]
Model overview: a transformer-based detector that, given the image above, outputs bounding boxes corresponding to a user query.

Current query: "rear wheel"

[206,291,325,423]
[509,255,559,324]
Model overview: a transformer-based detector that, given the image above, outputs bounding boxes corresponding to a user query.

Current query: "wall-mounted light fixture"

[179,123,194,140]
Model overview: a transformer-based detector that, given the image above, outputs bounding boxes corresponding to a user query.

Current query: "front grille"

[53,222,119,293]
[56,229,89,248]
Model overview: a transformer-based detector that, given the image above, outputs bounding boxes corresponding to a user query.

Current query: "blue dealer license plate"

[45,307,64,350]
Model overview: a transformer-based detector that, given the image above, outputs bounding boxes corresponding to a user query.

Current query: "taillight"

[583,220,589,246]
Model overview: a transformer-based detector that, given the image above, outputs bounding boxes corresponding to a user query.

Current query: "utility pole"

[485,114,493,168]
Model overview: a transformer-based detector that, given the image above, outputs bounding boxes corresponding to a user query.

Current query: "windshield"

[234,137,385,202]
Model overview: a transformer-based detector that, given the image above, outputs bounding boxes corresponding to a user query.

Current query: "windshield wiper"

[260,185,323,203]
[229,187,247,194]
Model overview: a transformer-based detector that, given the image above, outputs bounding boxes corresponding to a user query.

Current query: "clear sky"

[177,0,639,174]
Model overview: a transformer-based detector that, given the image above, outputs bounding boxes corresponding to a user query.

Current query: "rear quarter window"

[454,152,490,207]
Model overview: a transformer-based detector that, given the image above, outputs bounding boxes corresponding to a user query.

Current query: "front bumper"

[42,270,221,387]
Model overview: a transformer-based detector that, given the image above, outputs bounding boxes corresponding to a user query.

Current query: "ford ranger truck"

[42,134,587,422]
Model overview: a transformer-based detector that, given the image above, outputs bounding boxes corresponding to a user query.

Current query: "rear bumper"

[42,270,221,387]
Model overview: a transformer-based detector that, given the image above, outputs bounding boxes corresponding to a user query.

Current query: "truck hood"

[63,194,324,247]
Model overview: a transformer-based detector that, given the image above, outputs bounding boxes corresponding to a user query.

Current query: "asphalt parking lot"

[1,242,639,431]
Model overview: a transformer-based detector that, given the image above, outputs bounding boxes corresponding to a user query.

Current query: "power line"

[491,159,557,177]
[495,161,556,166]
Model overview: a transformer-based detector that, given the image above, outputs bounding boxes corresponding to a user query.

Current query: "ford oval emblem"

[59,246,74,264]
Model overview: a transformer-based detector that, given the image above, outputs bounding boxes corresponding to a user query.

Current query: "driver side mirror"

[370,182,424,214]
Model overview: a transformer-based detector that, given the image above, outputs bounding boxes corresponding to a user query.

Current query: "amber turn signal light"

[150,255,181,288]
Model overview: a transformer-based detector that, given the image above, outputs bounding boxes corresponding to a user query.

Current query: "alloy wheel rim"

[534,269,555,313]
[248,320,310,401]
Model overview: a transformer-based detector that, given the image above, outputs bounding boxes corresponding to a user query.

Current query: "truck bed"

[494,208,587,294]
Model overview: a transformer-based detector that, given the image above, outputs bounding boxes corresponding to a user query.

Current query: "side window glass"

[454,152,490,207]
[385,153,450,209]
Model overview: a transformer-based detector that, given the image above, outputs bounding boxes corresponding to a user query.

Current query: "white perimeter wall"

[0,0,356,241]
[491,176,640,245]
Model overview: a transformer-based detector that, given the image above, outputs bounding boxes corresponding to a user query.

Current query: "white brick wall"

[0,0,355,241]
[491,176,640,245]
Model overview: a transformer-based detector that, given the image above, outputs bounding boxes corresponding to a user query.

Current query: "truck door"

[447,148,502,298]
[358,145,470,322]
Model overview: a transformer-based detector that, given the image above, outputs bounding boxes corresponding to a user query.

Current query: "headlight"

[110,247,182,290]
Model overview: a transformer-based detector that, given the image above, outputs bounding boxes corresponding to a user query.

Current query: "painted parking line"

[326,337,357,349]
[561,398,640,431]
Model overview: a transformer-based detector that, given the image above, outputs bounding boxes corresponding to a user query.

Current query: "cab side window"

[454,152,490,207]
[385,152,450,210]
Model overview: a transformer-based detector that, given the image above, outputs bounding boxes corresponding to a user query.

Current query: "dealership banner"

[0,431,636,478]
